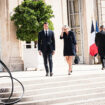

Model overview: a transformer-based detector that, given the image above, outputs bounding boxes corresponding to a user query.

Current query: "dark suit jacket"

[95,30,105,57]
[60,31,77,56]
[38,30,55,54]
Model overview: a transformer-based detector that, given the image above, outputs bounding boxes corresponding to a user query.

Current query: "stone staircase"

[0,71,105,105]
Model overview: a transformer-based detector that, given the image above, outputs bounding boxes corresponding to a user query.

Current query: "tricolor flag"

[96,21,99,32]
[89,21,98,56]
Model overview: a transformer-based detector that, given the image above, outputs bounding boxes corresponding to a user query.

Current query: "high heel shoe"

[68,72,71,75]
[68,71,71,75]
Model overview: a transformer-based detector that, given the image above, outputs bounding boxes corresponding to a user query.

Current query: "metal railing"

[0,60,24,105]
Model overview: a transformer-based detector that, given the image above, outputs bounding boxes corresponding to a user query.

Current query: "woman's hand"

[61,27,64,37]
[76,45,79,53]
[62,27,64,32]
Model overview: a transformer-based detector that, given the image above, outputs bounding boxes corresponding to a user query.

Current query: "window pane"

[74,0,79,13]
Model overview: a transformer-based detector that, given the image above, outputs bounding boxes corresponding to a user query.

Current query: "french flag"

[89,21,98,56]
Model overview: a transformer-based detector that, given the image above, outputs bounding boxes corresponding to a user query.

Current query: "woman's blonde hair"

[63,25,70,30]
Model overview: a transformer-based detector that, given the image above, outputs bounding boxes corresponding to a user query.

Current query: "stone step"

[1,76,105,91]
[16,73,105,85]
[6,86,105,102]
[0,88,10,93]
[13,81,105,94]
[0,102,4,105]
[0,73,105,87]
[15,92,105,105]
[0,91,18,98]
[1,82,105,103]
[1,84,105,99]
[1,77,105,99]
[51,97,105,105]
[0,88,10,98]
[0,81,105,100]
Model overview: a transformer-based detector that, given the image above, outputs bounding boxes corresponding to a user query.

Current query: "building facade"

[0,0,105,71]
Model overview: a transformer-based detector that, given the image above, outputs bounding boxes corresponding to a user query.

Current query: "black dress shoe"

[50,73,53,76]
[101,66,105,70]
[46,73,48,76]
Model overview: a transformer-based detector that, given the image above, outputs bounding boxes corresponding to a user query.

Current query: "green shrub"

[11,0,54,41]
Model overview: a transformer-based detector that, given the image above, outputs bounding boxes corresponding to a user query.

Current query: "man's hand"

[39,51,42,55]
[52,51,55,55]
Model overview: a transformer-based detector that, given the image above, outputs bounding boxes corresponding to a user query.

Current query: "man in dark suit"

[95,25,105,70]
[38,22,55,76]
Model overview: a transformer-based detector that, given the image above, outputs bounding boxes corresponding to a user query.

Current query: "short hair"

[44,22,48,25]
[100,25,104,29]
[63,25,69,29]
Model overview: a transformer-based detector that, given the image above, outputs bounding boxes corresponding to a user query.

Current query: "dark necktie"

[45,31,47,37]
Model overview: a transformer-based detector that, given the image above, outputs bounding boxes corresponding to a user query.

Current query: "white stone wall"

[0,0,23,71]
[82,0,98,64]
[0,0,11,66]
[9,0,24,71]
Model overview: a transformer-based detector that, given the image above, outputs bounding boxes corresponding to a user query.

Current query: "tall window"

[67,0,83,56]
[97,0,105,26]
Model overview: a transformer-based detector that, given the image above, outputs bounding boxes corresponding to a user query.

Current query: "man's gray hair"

[100,25,104,29]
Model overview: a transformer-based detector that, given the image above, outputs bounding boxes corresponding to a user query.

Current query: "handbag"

[74,55,80,64]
